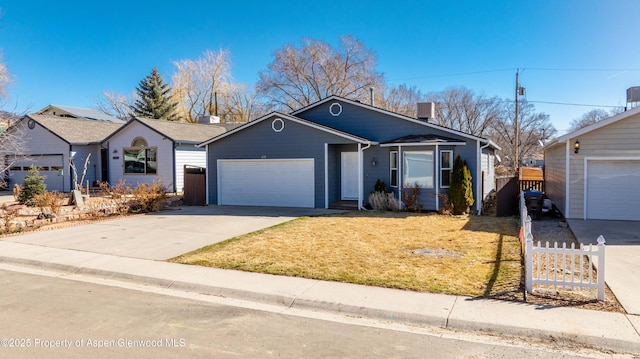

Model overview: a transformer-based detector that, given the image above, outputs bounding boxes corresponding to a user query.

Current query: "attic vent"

[417,102,435,120]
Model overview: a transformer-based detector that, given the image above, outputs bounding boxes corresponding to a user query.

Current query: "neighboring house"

[543,106,640,221]
[199,96,500,211]
[36,105,125,123]
[7,114,122,191]
[103,117,236,193]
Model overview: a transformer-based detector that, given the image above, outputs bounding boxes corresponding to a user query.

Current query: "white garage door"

[9,155,65,192]
[586,160,640,220]
[218,159,315,208]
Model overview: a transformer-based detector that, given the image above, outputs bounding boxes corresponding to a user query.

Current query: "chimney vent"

[417,102,435,121]
[198,115,221,124]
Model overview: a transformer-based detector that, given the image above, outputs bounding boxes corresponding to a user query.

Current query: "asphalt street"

[0,268,615,359]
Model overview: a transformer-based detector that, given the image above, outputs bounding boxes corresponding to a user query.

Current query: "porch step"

[328,201,358,210]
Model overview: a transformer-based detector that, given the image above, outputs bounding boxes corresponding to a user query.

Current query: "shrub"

[34,191,66,215]
[449,155,474,215]
[18,166,47,206]
[402,182,423,212]
[438,194,453,215]
[12,184,21,201]
[373,179,388,193]
[130,181,167,213]
[368,192,402,212]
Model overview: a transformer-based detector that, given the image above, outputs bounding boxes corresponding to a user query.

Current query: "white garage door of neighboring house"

[9,155,65,192]
[218,159,315,208]
[586,160,640,220]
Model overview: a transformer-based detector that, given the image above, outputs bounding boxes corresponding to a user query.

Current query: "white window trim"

[390,151,398,188]
[440,150,453,188]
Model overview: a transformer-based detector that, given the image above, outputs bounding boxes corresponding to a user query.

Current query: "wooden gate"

[495,176,519,217]
[183,165,206,206]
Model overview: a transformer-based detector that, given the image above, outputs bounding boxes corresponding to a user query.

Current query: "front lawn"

[170,212,521,297]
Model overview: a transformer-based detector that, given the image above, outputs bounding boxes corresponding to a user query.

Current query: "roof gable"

[24,114,123,144]
[291,95,490,144]
[104,117,236,145]
[37,105,125,123]
[198,112,375,147]
[551,106,640,144]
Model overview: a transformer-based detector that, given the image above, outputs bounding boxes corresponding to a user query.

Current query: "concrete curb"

[0,242,638,355]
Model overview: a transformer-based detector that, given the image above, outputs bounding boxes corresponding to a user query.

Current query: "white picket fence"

[519,192,606,301]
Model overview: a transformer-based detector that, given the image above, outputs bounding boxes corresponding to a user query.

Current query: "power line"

[524,67,640,72]
[389,68,516,82]
[527,100,621,108]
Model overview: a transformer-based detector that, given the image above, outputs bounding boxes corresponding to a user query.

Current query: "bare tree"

[568,108,624,131]
[172,49,231,123]
[0,52,12,108]
[426,87,503,137]
[221,83,265,123]
[257,35,384,112]
[0,124,28,189]
[381,84,425,117]
[95,91,135,120]
[490,100,557,172]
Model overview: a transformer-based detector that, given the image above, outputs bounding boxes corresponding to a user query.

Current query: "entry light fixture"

[371,158,377,167]
[574,140,580,154]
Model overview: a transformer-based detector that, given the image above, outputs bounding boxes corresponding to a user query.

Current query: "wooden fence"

[183,165,206,206]
[519,192,606,301]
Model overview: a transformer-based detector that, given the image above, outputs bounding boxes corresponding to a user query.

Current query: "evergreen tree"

[133,67,179,121]
[19,165,47,206]
[449,155,474,215]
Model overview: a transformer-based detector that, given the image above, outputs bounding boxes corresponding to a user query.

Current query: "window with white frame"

[390,151,398,187]
[440,150,453,188]
[124,137,157,174]
[403,151,434,188]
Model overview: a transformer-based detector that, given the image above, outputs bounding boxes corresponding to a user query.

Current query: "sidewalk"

[0,240,638,355]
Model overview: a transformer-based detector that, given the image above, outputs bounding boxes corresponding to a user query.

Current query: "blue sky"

[2,1,640,134]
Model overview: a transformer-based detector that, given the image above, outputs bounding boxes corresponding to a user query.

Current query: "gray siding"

[544,142,567,216]
[567,112,640,218]
[297,100,475,143]
[207,116,357,207]
[70,144,103,189]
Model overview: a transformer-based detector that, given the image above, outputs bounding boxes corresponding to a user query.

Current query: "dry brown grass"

[171,212,522,297]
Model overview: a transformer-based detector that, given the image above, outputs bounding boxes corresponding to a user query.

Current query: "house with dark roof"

[7,114,122,191]
[199,96,500,211]
[36,105,125,123]
[103,117,238,193]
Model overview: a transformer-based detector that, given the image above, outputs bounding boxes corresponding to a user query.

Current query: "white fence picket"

[520,192,606,301]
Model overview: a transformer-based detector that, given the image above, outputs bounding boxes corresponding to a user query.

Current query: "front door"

[341,152,358,200]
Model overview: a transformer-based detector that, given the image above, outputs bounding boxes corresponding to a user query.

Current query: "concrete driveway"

[3,206,341,261]
[567,219,640,315]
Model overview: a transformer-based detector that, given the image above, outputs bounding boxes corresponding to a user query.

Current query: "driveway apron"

[2,206,341,261]
[567,219,640,316]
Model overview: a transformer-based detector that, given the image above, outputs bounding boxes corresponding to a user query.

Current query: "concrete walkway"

[567,219,640,316]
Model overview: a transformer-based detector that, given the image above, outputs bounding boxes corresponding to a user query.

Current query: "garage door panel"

[9,155,65,192]
[587,160,640,220]
[219,159,314,208]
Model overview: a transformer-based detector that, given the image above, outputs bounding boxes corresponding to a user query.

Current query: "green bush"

[449,155,474,215]
[18,166,47,206]
[373,179,388,193]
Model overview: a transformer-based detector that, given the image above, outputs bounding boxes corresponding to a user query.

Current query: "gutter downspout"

[205,144,210,205]
[478,141,492,215]
[358,142,372,210]
[398,145,403,207]
[435,144,439,211]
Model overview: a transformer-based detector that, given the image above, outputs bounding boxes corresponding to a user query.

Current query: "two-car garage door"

[218,159,315,208]
[586,160,640,220]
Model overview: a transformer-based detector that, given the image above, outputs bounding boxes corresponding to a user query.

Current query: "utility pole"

[514,69,524,175]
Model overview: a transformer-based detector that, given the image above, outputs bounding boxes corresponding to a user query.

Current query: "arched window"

[124,137,157,175]
[131,137,148,147]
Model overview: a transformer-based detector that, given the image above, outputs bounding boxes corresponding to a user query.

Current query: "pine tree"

[449,155,474,215]
[133,67,179,121]
[19,165,47,206]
